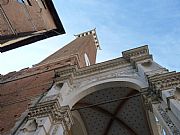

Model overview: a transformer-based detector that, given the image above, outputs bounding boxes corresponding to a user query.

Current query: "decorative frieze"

[28,99,73,128]
[130,54,152,64]
[54,57,131,84]
[75,58,130,76]
[148,72,180,91]
[73,67,138,89]
[55,66,76,77]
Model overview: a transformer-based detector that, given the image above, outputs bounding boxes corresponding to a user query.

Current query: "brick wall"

[0,0,56,37]
[0,70,54,134]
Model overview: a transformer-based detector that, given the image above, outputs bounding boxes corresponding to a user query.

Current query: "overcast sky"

[0,0,180,75]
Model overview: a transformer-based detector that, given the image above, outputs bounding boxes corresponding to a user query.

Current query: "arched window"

[84,53,91,66]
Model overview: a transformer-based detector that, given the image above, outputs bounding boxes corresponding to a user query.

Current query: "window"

[84,53,91,66]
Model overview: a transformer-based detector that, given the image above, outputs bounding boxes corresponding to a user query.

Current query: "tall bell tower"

[38,29,100,68]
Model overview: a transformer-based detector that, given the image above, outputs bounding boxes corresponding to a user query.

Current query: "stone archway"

[62,77,148,108]
[68,81,153,135]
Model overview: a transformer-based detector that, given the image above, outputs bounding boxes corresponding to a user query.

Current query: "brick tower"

[37,29,99,68]
[0,29,99,135]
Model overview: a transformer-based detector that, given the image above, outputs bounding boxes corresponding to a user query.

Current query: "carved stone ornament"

[70,67,138,95]
[143,95,153,112]
[149,72,180,91]
[122,45,149,60]
[28,99,73,129]
[157,105,180,134]
[55,57,130,82]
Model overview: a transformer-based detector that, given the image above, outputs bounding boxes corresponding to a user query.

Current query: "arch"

[84,53,91,66]
[63,77,148,108]
[58,76,151,135]
[68,80,151,135]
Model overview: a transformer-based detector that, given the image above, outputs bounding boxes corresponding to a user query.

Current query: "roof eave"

[0,0,65,53]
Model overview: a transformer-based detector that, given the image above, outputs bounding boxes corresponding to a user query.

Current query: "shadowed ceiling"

[73,87,152,135]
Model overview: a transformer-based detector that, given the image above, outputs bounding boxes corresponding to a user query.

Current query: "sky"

[0,0,180,75]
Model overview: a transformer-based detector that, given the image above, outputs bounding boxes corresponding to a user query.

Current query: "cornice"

[149,71,178,81]
[54,57,131,82]
[55,74,73,85]
[75,57,130,77]
[145,68,169,77]
[122,45,149,60]
[28,99,73,126]
[130,54,152,64]
[28,99,60,119]
[148,71,180,91]
[55,66,76,77]
[130,54,153,69]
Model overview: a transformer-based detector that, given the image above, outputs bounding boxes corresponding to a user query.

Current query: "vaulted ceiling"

[73,87,152,135]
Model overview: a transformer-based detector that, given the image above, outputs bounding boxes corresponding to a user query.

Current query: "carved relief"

[149,72,180,91]
[143,95,153,112]
[27,100,73,134]
[157,105,180,134]
[72,67,138,91]
[55,57,131,83]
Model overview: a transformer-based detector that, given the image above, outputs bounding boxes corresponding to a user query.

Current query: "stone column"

[152,102,180,135]
[16,84,73,135]
[148,72,180,135]
[161,88,180,122]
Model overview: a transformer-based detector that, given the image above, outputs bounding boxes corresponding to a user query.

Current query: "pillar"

[15,83,73,135]
[148,72,180,135]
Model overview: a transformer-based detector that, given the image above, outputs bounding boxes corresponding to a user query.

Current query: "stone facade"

[0,29,180,135]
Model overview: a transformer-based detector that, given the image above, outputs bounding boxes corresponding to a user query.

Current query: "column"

[16,83,73,135]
